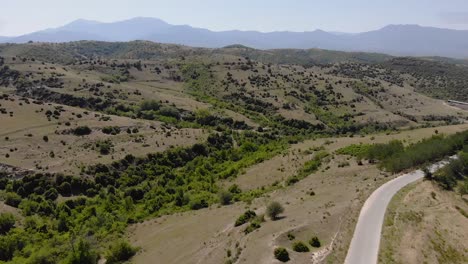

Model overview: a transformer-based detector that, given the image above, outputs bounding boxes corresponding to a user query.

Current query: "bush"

[44,188,58,201]
[72,126,92,136]
[139,100,160,111]
[102,126,121,135]
[67,239,97,264]
[309,236,321,248]
[218,190,233,205]
[423,167,433,180]
[106,240,138,264]
[292,241,309,252]
[266,201,284,220]
[243,221,261,234]
[274,247,289,262]
[234,210,256,226]
[95,140,114,155]
[0,213,15,234]
[5,192,21,207]
[228,184,242,194]
[189,195,209,210]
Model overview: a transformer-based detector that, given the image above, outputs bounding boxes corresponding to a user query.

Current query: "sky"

[1,0,468,36]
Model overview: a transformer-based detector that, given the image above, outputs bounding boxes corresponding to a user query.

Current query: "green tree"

[266,201,284,220]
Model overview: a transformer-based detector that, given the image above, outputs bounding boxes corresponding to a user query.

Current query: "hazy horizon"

[1,0,468,36]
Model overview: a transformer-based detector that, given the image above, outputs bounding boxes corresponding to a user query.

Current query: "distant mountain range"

[1,17,468,58]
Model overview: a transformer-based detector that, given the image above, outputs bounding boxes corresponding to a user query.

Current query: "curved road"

[344,158,453,264]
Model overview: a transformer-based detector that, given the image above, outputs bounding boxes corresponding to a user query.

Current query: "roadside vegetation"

[337,130,468,173]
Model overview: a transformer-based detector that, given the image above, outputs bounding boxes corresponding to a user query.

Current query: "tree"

[266,201,284,220]
[0,213,15,234]
[274,247,289,262]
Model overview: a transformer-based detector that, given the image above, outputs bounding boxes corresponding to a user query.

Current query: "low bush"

[234,210,256,226]
[0,213,15,234]
[309,236,321,248]
[72,126,92,136]
[106,240,138,264]
[292,241,309,252]
[274,247,289,262]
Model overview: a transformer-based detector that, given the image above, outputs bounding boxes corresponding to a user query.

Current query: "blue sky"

[1,0,468,36]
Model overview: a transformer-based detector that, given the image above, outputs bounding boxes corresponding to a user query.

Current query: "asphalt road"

[344,159,452,264]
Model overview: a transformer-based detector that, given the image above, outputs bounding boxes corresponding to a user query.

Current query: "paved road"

[344,159,452,264]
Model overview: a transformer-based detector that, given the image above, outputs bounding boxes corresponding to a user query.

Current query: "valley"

[0,41,467,264]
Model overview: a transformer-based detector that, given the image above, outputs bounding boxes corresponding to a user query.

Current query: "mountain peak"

[380,24,423,31]
[126,17,166,22]
[64,19,101,27]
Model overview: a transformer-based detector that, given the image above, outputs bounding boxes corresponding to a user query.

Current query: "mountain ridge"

[1,17,468,58]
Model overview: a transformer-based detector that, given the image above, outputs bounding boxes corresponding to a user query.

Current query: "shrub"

[106,240,138,264]
[102,126,121,135]
[423,167,433,180]
[139,100,160,111]
[95,140,114,155]
[189,195,209,210]
[228,184,242,194]
[243,220,261,234]
[0,213,15,234]
[292,241,309,252]
[234,210,256,226]
[67,239,97,264]
[42,135,49,142]
[59,182,72,196]
[218,190,233,205]
[5,192,21,207]
[44,188,58,201]
[309,236,321,248]
[72,126,92,136]
[266,201,284,220]
[274,247,289,262]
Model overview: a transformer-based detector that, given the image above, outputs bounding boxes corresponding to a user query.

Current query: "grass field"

[379,181,468,264]
[0,95,207,173]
